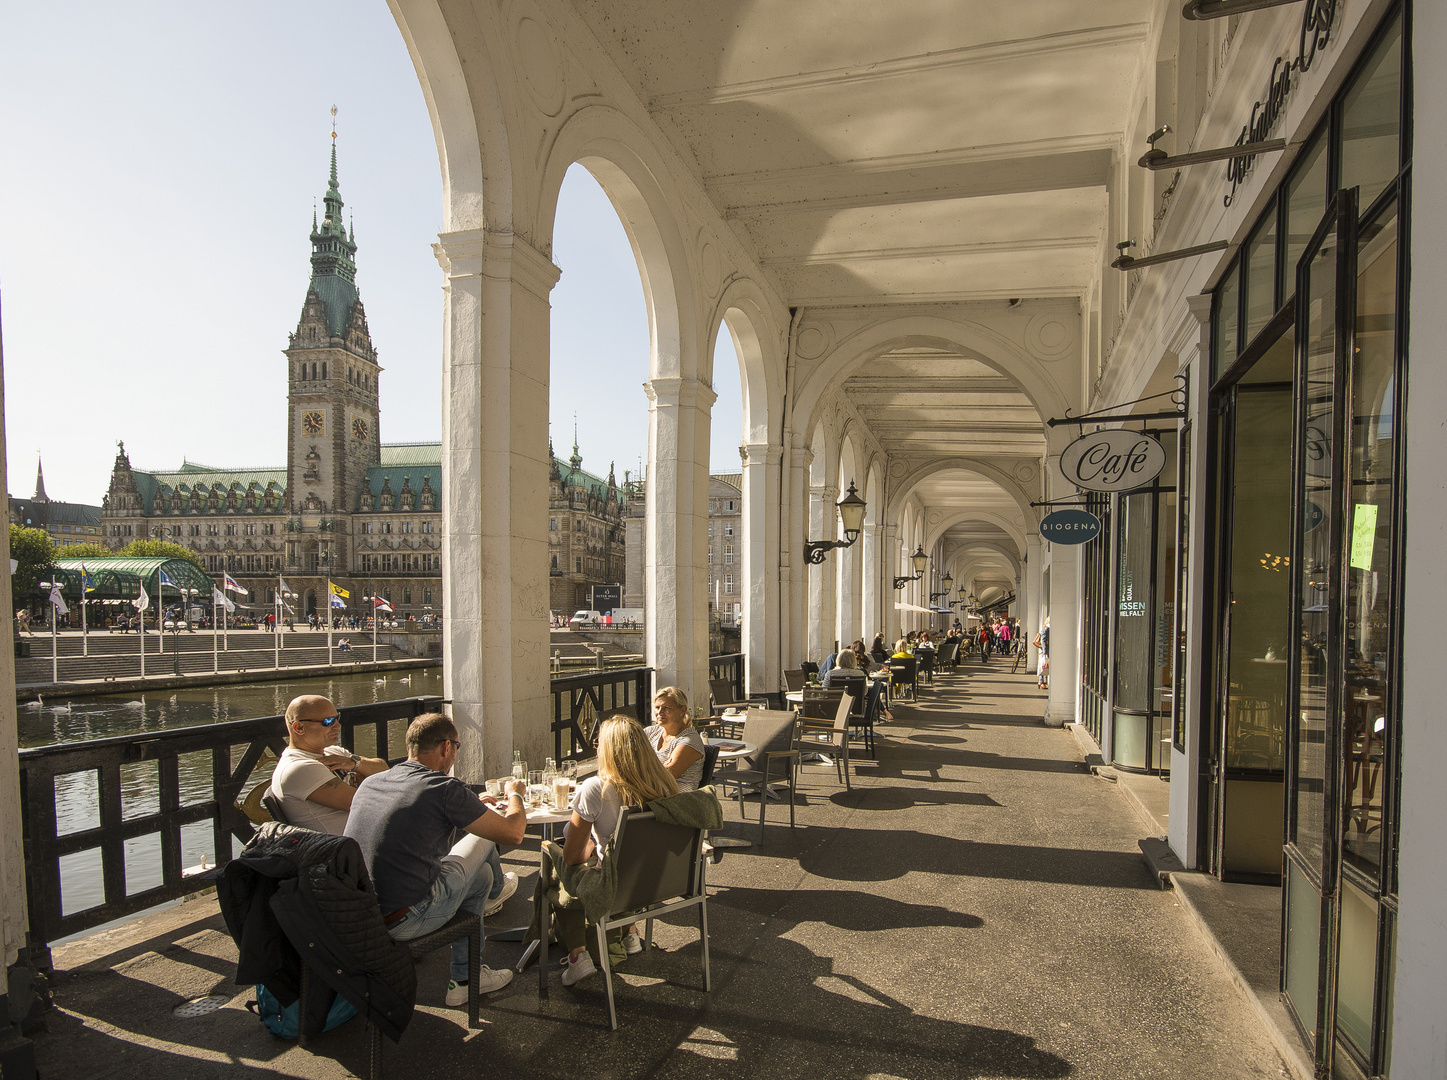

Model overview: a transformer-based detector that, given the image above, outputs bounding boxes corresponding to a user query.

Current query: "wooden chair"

[593,809,711,1029]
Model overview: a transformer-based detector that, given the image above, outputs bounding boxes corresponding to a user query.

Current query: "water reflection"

[23,668,442,920]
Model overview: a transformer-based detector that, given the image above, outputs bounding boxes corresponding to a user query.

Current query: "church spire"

[32,456,48,502]
[306,108,359,335]
[569,416,582,470]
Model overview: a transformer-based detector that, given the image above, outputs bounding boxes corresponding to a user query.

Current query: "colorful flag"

[133,584,150,611]
[372,596,393,613]
[328,582,350,599]
[277,576,291,594]
[329,593,347,609]
[224,573,248,596]
[212,587,235,614]
[158,570,178,589]
[48,584,67,615]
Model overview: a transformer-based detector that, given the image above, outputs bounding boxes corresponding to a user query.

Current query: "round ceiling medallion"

[1015,462,1036,482]
[1025,314,1072,360]
[515,16,566,117]
[699,239,722,297]
[795,326,827,360]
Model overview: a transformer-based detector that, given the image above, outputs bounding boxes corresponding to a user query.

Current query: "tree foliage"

[58,542,111,561]
[9,525,56,602]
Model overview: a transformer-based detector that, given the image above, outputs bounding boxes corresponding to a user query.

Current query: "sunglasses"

[297,714,341,727]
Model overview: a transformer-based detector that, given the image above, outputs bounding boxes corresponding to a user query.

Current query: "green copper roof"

[129,465,287,512]
[51,557,214,599]
[379,443,441,467]
[308,140,359,336]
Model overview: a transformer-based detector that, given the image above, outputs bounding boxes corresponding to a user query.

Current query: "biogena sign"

[1059,430,1167,493]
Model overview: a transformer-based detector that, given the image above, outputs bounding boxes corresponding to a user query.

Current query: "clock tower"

[283,135,382,555]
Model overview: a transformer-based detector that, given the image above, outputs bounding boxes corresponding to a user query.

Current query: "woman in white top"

[556,715,678,985]
[643,686,707,790]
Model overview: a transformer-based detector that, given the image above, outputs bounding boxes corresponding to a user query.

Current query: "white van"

[569,610,602,628]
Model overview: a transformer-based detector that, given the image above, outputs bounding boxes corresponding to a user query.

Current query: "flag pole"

[222,575,229,652]
[372,598,378,663]
[212,588,219,674]
[138,585,145,680]
[274,580,281,671]
[49,589,58,685]
[156,570,164,655]
[80,575,88,657]
[327,579,333,666]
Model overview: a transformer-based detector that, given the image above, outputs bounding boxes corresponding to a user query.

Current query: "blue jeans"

[387,834,504,983]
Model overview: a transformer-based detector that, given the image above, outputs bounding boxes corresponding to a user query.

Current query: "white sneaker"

[444,965,513,1006]
[560,951,597,987]
[622,932,643,955]
[483,872,518,916]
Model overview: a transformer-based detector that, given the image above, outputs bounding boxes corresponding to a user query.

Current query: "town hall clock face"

[352,418,368,441]
[302,410,325,435]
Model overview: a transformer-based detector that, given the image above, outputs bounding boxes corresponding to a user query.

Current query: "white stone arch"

[925,509,1031,558]
[536,105,701,381]
[710,277,787,448]
[389,0,503,232]
[791,315,1072,450]
[862,459,884,639]
[946,542,1022,582]
[887,457,1041,534]
[836,435,863,644]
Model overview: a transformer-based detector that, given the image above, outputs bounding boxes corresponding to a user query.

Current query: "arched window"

[321,362,327,379]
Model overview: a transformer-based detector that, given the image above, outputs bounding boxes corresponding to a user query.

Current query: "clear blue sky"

[0,2,742,505]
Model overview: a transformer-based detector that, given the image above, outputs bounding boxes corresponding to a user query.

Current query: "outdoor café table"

[505,802,572,995]
[785,690,805,706]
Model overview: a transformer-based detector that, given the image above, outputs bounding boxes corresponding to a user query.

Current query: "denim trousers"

[387,833,504,983]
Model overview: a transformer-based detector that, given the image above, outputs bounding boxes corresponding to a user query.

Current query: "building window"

[403,588,411,605]
[725,574,734,595]
[575,557,582,573]
[361,522,372,534]
[551,554,558,570]
[724,525,733,537]
[550,518,556,531]
[725,546,733,565]
[245,523,256,536]
[191,525,201,536]
[401,522,413,534]
[727,501,734,511]
[381,522,392,534]
[263,523,274,535]
[421,521,433,534]
[424,588,432,606]
[225,524,237,536]
[207,523,219,536]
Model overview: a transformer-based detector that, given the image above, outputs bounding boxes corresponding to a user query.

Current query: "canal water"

[21,667,442,928]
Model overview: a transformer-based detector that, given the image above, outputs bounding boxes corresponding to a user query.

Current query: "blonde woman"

[645,686,707,790]
[557,715,679,986]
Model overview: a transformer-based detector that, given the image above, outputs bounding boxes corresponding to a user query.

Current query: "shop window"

[1284,131,1328,296]
[1243,205,1279,346]
[1212,260,1239,382]
[1339,16,1402,216]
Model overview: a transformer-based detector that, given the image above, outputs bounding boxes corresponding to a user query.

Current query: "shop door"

[1210,332,1294,882]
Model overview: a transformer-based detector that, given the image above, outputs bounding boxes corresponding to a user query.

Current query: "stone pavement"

[32,658,1289,1079]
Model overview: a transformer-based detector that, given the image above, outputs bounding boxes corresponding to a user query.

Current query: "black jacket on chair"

[217,822,417,1041]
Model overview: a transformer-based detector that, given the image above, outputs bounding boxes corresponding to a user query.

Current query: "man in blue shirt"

[346,713,527,1004]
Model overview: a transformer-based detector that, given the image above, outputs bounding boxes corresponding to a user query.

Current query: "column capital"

[434,228,561,299]
[740,442,783,467]
[644,376,718,410]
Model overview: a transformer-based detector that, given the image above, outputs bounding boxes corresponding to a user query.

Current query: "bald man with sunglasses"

[271,694,389,834]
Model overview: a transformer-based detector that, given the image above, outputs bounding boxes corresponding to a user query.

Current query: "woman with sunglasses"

[271,694,389,834]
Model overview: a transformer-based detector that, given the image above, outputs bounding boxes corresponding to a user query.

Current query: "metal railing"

[549,666,652,762]
[18,695,443,962]
[709,652,745,704]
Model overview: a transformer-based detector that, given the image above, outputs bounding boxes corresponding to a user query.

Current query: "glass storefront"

[1204,9,1406,1074]
[1080,492,1111,746]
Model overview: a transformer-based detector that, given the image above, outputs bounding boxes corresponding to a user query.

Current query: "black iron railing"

[549,666,653,762]
[709,652,745,703]
[18,696,443,962]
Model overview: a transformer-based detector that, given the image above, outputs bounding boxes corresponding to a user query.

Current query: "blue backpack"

[249,982,358,1039]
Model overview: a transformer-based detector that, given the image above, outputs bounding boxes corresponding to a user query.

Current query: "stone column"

[780,442,811,671]
[860,521,879,643]
[436,228,558,780]
[1024,534,1042,670]
[645,376,715,701]
[1044,428,1081,727]
[740,442,782,696]
[813,483,838,657]
[882,523,900,640]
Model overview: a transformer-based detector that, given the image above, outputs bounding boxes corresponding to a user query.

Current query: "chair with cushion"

[592,809,711,1029]
[715,710,800,844]
[889,657,918,702]
[796,692,854,789]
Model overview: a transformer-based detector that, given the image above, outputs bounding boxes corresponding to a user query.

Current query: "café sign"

[1041,509,1102,545]
[1060,430,1167,493]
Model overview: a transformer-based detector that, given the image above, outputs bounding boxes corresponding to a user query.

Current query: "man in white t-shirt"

[271,694,389,834]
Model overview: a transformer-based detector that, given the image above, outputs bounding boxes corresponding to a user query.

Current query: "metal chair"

[783,669,808,693]
[889,657,918,701]
[797,692,854,789]
[800,686,845,721]
[709,678,747,713]
[261,786,291,825]
[852,679,884,758]
[917,648,936,683]
[800,661,819,680]
[697,742,721,788]
[715,710,800,844]
[593,809,711,1029]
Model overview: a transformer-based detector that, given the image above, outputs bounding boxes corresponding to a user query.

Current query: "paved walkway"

[34,659,1287,1079]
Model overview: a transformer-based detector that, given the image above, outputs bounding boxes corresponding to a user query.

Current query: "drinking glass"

[485,778,503,798]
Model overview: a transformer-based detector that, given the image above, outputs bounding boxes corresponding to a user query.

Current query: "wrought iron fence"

[549,666,653,762]
[18,696,443,962]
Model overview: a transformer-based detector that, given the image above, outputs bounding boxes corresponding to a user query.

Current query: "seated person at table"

[271,694,389,834]
[870,633,890,665]
[345,713,526,1004]
[645,686,707,790]
[556,715,679,986]
[892,638,913,659]
[822,648,868,702]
